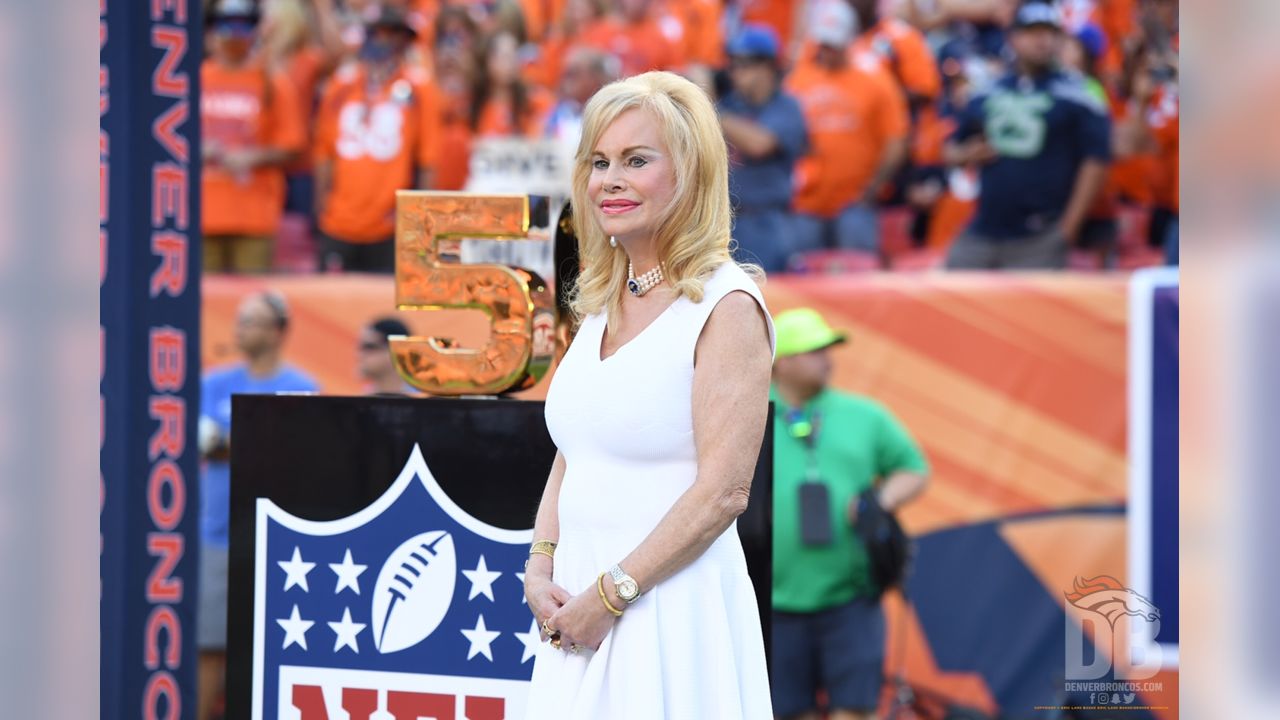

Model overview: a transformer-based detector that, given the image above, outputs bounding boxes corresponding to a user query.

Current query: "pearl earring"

[609,236,617,248]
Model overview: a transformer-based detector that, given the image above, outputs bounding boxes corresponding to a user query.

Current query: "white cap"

[808,0,858,49]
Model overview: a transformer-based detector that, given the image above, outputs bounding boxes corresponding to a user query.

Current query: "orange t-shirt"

[849,18,942,168]
[850,18,941,102]
[201,60,306,237]
[785,57,909,218]
[313,65,443,242]
[1147,84,1180,212]
[580,17,682,77]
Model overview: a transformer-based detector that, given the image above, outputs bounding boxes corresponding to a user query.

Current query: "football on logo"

[372,530,457,653]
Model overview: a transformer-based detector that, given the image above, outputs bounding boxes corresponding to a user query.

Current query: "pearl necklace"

[627,261,664,297]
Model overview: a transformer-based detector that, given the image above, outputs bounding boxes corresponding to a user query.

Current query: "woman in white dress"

[522,71,776,719]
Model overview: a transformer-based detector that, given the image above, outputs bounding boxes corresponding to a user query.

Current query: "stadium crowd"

[200,0,1179,273]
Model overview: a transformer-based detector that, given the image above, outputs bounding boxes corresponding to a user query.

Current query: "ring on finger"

[550,636,562,650]
[541,619,556,637]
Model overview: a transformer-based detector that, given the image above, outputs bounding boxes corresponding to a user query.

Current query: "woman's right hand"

[524,573,572,637]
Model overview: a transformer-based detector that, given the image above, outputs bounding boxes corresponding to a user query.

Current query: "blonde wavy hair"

[568,71,759,327]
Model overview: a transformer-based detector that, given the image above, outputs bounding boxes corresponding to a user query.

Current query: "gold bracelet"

[596,573,624,617]
[529,540,557,559]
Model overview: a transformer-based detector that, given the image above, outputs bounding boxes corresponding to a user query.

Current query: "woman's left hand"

[545,585,617,652]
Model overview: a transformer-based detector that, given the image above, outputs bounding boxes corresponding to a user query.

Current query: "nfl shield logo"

[252,445,537,719]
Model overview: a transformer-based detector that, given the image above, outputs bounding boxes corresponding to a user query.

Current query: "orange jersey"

[314,64,443,242]
[580,17,682,77]
[785,57,909,217]
[1147,84,1179,212]
[201,60,306,237]
[850,17,941,102]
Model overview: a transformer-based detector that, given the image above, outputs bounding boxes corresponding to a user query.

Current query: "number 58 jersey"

[314,63,443,244]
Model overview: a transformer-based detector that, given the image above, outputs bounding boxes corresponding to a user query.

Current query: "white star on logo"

[460,614,501,661]
[277,604,314,650]
[461,555,502,602]
[329,548,368,595]
[278,547,316,592]
[327,606,366,654]
[513,617,541,664]
[516,572,527,604]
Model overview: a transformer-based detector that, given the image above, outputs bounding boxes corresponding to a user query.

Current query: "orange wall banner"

[202,272,1176,717]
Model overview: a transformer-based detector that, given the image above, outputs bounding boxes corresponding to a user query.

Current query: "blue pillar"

[101,1,201,717]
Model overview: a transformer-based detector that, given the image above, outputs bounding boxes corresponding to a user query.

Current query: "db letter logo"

[1063,575,1163,681]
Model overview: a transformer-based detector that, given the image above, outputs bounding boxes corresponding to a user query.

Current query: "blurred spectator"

[201,0,306,274]
[313,6,443,272]
[738,0,808,60]
[1146,78,1177,264]
[1116,39,1178,264]
[903,0,1014,94]
[432,4,483,189]
[718,24,809,271]
[769,307,929,720]
[849,0,941,113]
[530,0,610,90]
[848,0,948,249]
[197,291,319,720]
[470,30,555,137]
[1137,0,1179,263]
[543,45,619,144]
[1060,21,1120,267]
[490,0,533,45]
[944,2,1111,270]
[358,317,420,395]
[260,0,345,99]
[332,0,379,52]
[580,0,682,77]
[260,0,346,222]
[511,0,549,43]
[654,0,726,72]
[1058,0,1139,93]
[785,0,909,256]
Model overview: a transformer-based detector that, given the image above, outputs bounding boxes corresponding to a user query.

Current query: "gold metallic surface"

[392,192,555,395]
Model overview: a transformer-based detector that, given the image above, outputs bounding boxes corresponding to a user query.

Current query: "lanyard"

[784,408,822,483]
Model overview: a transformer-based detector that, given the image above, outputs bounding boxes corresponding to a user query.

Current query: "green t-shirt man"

[771,386,929,613]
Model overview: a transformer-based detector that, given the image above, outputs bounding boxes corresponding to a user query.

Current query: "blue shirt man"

[200,363,318,546]
[945,2,1111,269]
[718,24,809,272]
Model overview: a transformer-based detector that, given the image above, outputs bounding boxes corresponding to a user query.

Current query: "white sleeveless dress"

[526,261,776,720]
